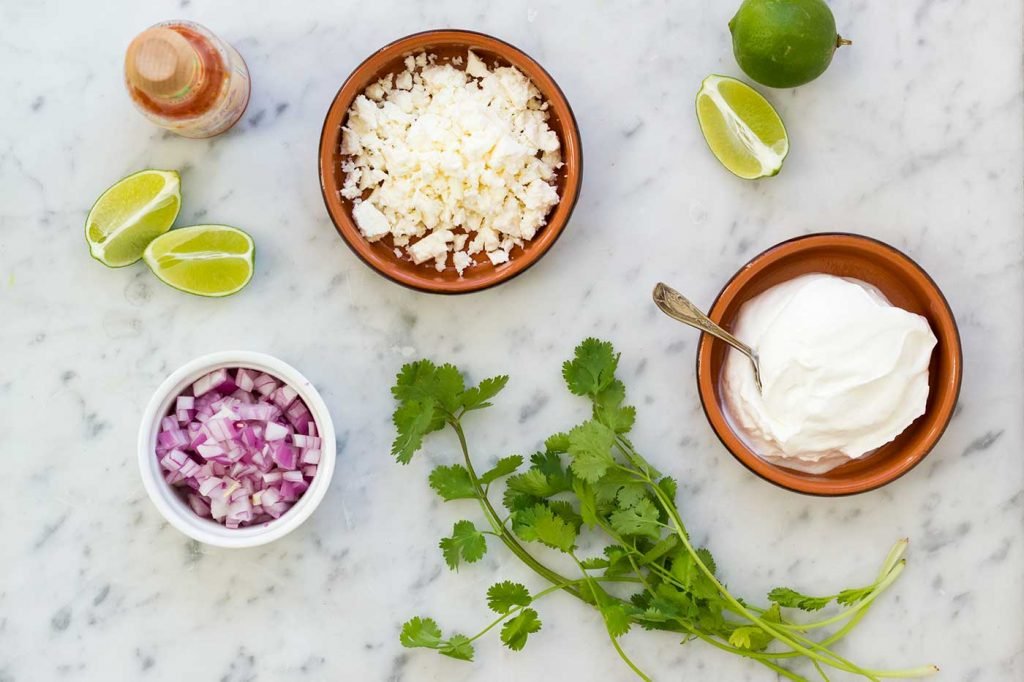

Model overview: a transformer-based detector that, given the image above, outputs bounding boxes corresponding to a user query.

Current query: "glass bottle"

[125,20,250,138]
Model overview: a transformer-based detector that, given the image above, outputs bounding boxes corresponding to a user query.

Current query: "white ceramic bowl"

[138,351,336,548]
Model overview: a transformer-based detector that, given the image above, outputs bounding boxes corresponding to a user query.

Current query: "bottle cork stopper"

[126,28,198,98]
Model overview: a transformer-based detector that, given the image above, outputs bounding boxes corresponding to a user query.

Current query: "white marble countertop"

[2,1,1022,680]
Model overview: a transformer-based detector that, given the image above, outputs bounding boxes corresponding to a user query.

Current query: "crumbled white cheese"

[352,200,391,241]
[340,50,562,275]
[453,250,473,275]
[407,229,454,272]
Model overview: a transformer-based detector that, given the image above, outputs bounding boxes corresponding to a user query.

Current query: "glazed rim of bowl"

[137,351,336,548]
[696,232,963,496]
[318,29,584,294]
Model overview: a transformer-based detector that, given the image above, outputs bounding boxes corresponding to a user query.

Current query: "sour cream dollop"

[722,273,937,473]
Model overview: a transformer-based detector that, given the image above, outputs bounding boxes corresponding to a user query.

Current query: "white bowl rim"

[137,351,336,548]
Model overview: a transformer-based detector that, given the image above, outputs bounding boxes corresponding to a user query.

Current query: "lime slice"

[85,169,181,267]
[696,75,789,179]
[143,225,255,297]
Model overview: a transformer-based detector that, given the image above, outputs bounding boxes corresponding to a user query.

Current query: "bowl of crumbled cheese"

[319,30,583,293]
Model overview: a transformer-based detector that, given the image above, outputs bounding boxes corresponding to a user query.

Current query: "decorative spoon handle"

[652,282,763,392]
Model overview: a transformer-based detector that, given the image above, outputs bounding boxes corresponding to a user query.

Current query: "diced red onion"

[235,368,257,392]
[285,400,312,433]
[158,429,189,450]
[179,459,201,478]
[253,372,279,397]
[292,434,322,449]
[270,385,298,410]
[156,366,320,529]
[188,494,211,517]
[237,402,280,421]
[264,421,288,441]
[270,441,298,470]
[192,368,237,398]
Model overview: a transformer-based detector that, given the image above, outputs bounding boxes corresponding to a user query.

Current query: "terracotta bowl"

[318,30,583,294]
[696,233,962,496]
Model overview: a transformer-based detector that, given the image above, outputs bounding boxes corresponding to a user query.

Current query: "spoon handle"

[652,283,742,345]
[652,283,764,392]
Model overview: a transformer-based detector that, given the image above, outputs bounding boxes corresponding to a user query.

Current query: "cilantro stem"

[632,440,882,680]
[451,418,583,600]
[769,561,906,633]
[466,582,565,644]
[574,555,652,682]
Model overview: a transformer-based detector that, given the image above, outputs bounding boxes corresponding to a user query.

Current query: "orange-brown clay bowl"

[318,30,583,294]
[696,233,962,496]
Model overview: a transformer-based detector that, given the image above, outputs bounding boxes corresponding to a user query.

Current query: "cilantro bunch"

[391,339,937,681]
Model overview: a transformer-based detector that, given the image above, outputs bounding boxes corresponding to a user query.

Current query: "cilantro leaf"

[531,450,572,485]
[439,634,475,661]
[836,586,875,606]
[593,379,636,434]
[658,476,678,504]
[391,398,441,464]
[461,375,509,412]
[603,544,635,575]
[392,360,439,402]
[567,420,616,483]
[392,360,465,416]
[767,587,832,612]
[573,479,600,527]
[544,432,570,453]
[428,464,477,501]
[655,583,700,620]
[728,626,773,651]
[602,603,632,637]
[440,520,487,570]
[670,553,720,601]
[562,338,619,397]
[505,452,572,498]
[579,556,610,569]
[512,504,577,552]
[609,497,662,540]
[615,483,650,511]
[505,469,558,498]
[434,364,466,413]
[502,487,543,513]
[486,581,532,614]
[400,616,443,648]
[547,500,583,531]
[479,455,524,485]
[500,608,542,651]
[695,547,717,576]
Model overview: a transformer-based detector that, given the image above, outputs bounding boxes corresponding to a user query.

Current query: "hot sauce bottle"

[125,21,251,138]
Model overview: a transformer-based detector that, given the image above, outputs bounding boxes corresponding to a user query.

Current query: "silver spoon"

[652,282,763,393]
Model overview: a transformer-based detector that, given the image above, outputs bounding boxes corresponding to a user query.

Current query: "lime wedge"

[143,225,255,297]
[86,169,181,267]
[696,75,789,179]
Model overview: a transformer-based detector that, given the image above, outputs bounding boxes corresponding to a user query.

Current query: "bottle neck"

[124,26,202,102]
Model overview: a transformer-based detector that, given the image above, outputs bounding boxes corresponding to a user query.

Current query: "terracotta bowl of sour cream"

[696,233,962,496]
[318,29,583,294]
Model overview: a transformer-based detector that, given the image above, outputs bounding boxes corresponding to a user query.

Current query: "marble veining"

[1,0,1022,680]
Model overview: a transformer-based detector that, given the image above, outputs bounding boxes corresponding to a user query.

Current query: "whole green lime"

[729,0,850,88]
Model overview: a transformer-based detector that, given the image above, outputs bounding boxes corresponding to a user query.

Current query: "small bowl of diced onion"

[138,352,336,548]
